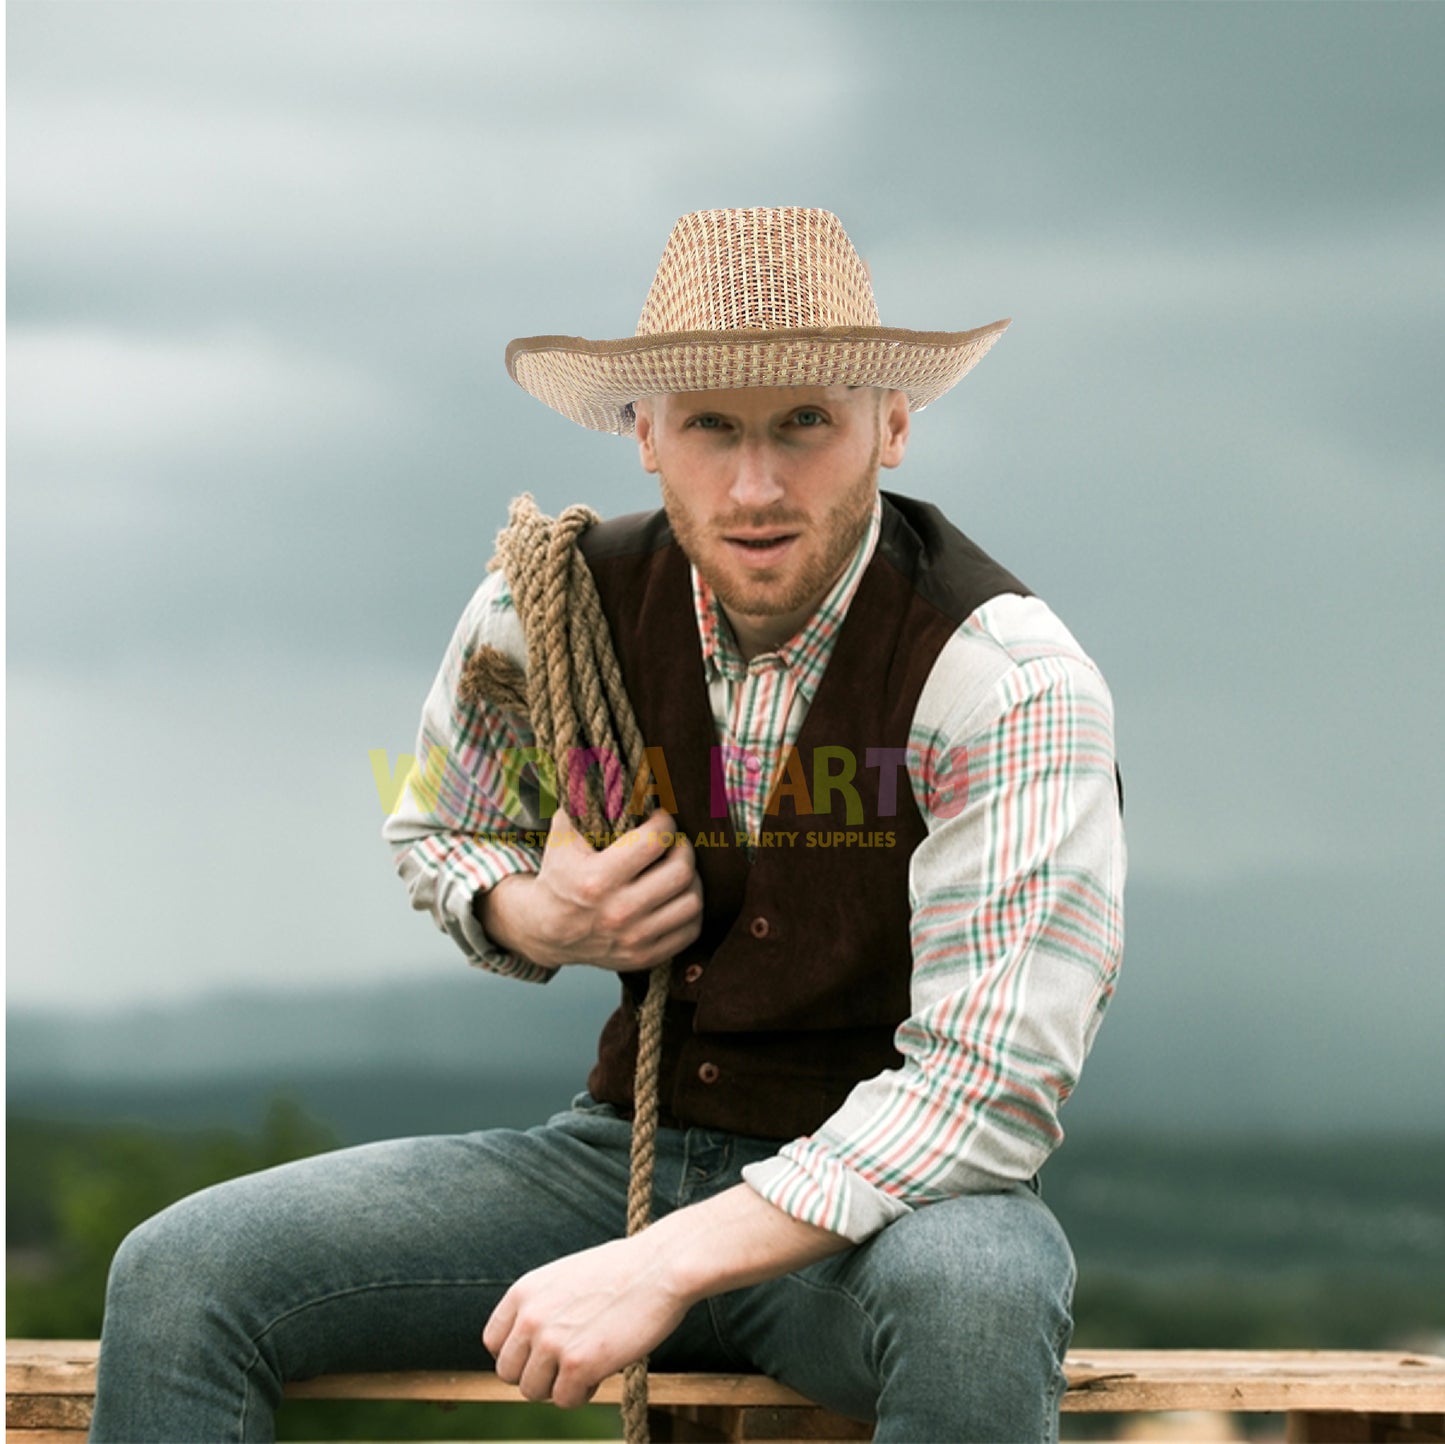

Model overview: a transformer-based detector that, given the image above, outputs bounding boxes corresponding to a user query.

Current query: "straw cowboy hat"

[505,206,1011,435]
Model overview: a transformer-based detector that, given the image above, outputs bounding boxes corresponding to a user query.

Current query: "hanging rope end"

[459,645,530,717]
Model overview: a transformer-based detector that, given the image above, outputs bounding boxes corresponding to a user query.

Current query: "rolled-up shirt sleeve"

[383,570,553,983]
[743,596,1126,1241]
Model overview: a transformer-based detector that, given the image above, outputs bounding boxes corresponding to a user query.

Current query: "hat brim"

[505,319,1011,434]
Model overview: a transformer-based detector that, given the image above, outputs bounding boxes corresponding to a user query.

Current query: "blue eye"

[793,409,825,427]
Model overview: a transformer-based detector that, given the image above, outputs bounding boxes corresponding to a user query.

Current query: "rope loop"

[464,494,670,1444]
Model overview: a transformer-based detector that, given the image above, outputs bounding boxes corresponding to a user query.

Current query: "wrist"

[640,1184,851,1305]
[638,1207,718,1307]
[474,874,559,970]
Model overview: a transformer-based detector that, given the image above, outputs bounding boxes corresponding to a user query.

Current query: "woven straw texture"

[506,207,1010,434]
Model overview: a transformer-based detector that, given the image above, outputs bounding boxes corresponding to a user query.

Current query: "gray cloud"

[7,0,1443,1066]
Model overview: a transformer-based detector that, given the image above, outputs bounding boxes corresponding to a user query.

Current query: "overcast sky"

[7,1,1444,1122]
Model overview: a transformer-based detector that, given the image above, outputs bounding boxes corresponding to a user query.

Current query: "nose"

[727,438,785,510]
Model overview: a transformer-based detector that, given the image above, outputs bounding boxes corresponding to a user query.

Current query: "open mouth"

[726,533,798,552]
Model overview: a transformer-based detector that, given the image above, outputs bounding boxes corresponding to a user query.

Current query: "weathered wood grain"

[9,1338,1445,1439]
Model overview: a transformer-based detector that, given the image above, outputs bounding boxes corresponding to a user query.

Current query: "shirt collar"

[692,493,882,686]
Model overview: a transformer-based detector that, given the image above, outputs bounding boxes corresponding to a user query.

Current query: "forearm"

[652,1182,853,1305]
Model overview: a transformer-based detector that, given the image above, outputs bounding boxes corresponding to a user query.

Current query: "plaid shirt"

[384,500,1125,1242]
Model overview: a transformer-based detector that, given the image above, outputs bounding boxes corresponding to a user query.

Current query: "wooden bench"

[8,1339,1444,1442]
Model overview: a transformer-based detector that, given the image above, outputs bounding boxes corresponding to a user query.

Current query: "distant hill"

[5,1066,584,1144]
[6,968,619,1085]
[9,869,1445,1140]
[8,968,615,1142]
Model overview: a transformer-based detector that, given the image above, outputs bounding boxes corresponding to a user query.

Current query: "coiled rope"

[459,494,670,1444]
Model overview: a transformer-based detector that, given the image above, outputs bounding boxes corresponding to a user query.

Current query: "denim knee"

[106,1200,194,1322]
[857,1185,1075,1357]
[104,1177,275,1349]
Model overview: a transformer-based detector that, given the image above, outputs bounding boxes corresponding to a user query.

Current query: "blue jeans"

[91,1095,1075,1442]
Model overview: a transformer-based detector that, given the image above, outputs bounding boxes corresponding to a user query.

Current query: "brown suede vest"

[576,492,1029,1140]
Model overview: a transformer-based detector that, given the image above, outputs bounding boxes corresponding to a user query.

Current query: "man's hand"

[482,1234,689,1408]
[482,1184,853,1408]
[478,808,703,972]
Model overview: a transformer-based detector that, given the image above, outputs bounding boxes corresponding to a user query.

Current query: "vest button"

[748,915,770,939]
[698,1062,720,1084]
[683,963,704,984]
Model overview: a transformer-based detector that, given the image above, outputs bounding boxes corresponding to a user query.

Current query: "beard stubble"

[658,432,882,625]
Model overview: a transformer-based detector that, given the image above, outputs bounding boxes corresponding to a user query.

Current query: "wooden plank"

[3,1342,816,1406]
[286,1351,1445,1413]
[9,1339,1445,1416]
[5,1343,99,1398]
[287,1369,817,1406]
[1061,1351,1445,1414]
[7,1392,95,1429]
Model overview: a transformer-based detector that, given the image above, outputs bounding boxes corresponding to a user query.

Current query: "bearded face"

[636,387,906,657]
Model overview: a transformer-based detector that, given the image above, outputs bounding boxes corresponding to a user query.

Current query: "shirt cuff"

[741,1137,912,1244]
[452,847,555,985]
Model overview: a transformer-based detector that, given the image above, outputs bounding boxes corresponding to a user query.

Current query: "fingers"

[485,1294,560,1404]
[490,1332,600,1409]
[633,808,685,845]
[552,1369,602,1410]
[479,1284,609,1410]
[518,1347,561,1406]
[602,846,703,971]
[548,808,698,887]
[535,809,703,971]
[480,1293,514,1360]
[618,836,699,914]
[630,877,705,951]
[598,809,691,884]
[543,809,696,896]
[545,805,577,839]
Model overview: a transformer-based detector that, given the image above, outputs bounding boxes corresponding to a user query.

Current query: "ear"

[878,389,910,470]
[634,397,660,475]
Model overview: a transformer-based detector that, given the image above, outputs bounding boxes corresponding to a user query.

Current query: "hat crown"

[635,207,882,337]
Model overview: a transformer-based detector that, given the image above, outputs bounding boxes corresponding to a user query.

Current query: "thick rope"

[460,494,669,1444]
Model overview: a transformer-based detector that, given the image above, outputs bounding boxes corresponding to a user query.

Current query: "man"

[92,207,1124,1443]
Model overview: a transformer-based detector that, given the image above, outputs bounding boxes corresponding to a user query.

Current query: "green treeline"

[6,1102,619,1440]
[9,1101,335,1339]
